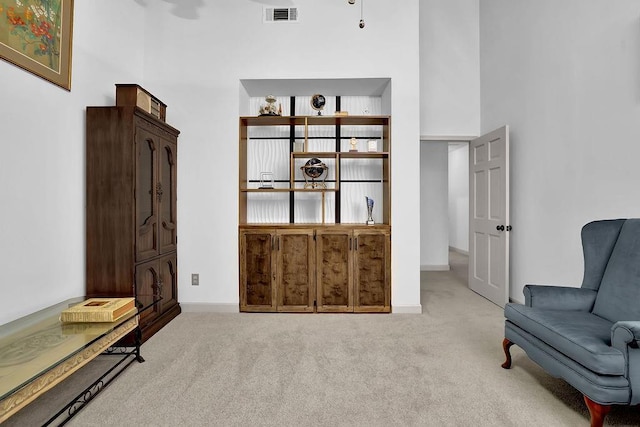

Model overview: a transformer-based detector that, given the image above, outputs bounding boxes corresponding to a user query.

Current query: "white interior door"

[468,126,510,307]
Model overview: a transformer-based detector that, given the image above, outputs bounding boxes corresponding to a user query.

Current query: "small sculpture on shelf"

[349,137,358,152]
[259,172,274,189]
[301,158,328,189]
[259,95,281,116]
[365,196,374,225]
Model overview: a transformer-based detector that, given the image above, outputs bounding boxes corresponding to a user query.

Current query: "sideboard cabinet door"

[354,230,391,312]
[276,229,315,312]
[316,230,353,312]
[240,229,277,312]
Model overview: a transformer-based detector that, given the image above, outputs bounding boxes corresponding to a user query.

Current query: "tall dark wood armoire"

[86,84,180,341]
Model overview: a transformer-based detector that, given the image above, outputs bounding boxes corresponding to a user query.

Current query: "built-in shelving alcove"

[238,78,392,313]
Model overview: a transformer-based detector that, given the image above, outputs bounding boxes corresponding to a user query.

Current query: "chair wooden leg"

[501,338,514,369]
[583,395,611,427]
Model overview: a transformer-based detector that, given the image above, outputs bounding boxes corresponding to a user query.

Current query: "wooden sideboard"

[239,112,391,313]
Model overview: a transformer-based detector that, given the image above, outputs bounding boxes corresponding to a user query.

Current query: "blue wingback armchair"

[502,219,640,427]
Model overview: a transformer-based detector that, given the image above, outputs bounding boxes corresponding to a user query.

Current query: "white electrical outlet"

[192,273,199,286]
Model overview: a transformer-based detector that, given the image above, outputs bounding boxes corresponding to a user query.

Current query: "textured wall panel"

[294,192,335,224]
[340,96,382,115]
[247,193,289,223]
[341,183,383,224]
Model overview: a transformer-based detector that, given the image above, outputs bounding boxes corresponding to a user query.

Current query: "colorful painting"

[0,0,73,90]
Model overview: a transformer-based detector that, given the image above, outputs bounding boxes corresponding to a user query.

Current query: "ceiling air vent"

[264,7,299,23]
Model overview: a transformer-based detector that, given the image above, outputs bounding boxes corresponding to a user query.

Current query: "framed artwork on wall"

[0,0,74,90]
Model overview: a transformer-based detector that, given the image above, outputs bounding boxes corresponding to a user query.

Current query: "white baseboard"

[392,304,423,314]
[181,303,239,313]
[449,246,469,255]
[181,303,423,315]
[509,297,524,305]
[421,264,450,271]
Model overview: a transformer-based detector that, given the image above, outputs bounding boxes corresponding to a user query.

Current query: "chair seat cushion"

[505,303,625,375]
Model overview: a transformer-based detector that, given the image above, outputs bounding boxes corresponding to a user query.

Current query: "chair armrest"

[523,285,597,310]
[611,321,640,349]
[611,321,640,405]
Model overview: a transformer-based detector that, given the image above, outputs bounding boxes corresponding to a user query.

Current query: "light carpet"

[7,253,640,426]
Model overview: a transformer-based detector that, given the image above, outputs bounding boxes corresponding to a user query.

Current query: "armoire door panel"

[159,142,177,253]
[158,253,177,312]
[136,132,159,261]
[135,261,161,326]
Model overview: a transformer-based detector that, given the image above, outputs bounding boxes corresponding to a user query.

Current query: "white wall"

[448,144,469,252]
[0,0,423,325]
[10,1,633,323]
[140,0,422,312]
[419,0,478,273]
[420,142,449,270]
[480,0,640,302]
[420,0,480,136]
[0,1,146,325]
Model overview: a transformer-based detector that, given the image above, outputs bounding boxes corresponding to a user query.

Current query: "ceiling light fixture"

[348,0,365,28]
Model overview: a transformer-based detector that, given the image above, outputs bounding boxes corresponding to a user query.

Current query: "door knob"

[496,225,505,231]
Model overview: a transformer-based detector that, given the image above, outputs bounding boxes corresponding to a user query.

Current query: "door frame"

[420,133,509,305]
[420,134,475,266]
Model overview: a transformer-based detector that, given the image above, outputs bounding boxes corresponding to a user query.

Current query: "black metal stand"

[42,300,158,426]
[42,333,143,426]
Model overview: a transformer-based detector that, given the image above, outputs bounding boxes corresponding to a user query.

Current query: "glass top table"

[0,297,143,422]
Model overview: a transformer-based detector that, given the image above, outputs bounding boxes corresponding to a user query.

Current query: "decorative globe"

[311,94,326,115]
[303,158,325,179]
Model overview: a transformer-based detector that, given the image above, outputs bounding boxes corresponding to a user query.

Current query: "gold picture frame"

[0,0,74,90]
